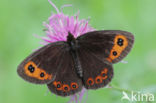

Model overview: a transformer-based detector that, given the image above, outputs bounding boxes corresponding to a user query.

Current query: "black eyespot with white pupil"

[72,84,76,88]
[89,80,93,84]
[57,84,61,88]
[102,73,106,77]
[28,65,35,73]
[117,38,124,46]
[64,86,68,90]
[113,51,117,56]
[40,72,45,77]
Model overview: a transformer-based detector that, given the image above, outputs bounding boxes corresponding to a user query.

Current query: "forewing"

[17,42,67,84]
[47,50,83,97]
[77,30,134,63]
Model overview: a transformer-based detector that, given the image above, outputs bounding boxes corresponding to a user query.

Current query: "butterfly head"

[67,32,77,51]
[67,32,75,42]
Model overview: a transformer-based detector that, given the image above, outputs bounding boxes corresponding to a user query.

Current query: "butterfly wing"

[76,30,134,89]
[47,50,83,97]
[17,42,67,84]
[77,47,113,89]
[77,30,134,63]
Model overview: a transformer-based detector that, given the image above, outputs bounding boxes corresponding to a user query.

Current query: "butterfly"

[17,30,134,96]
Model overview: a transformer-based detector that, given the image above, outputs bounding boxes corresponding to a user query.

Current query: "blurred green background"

[0,0,156,103]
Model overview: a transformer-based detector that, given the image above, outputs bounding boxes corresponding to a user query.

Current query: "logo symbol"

[121,91,131,101]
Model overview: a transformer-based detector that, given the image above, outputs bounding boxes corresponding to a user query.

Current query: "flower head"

[42,0,94,44]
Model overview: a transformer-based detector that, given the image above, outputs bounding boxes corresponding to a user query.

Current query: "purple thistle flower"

[42,0,94,44]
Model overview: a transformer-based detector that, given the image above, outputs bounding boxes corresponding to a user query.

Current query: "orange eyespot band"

[24,61,52,80]
[53,81,62,90]
[71,82,78,90]
[62,84,70,92]
[95,76,103,84]
[107,34,128,62]
[101,68,108,80]
[87,78,94,86]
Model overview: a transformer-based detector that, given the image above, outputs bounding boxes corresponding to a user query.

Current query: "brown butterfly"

[17,30,134,96]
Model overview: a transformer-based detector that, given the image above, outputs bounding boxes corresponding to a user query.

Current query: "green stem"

[108,84,137,94]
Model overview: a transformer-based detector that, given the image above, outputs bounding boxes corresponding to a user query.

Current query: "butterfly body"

[17,30,134,96]
[67,32,84,78]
